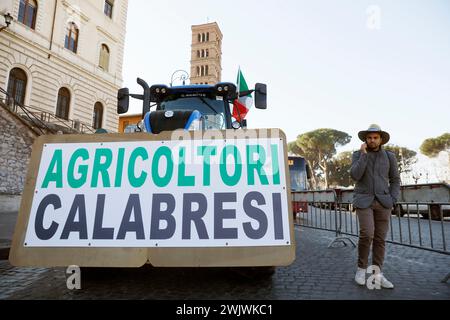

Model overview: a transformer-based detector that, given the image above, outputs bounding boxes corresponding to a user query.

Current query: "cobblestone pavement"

[0,226,449,300]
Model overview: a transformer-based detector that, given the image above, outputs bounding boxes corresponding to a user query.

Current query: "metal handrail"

[0,87,95,134]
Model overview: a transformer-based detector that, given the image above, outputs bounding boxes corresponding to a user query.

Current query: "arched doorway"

[56,87,71,120]
[7,68,28,105]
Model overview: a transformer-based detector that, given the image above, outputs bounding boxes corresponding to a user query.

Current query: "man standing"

[351,124,400,289]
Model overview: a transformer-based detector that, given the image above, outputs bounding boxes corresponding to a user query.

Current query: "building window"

[198,34,201,43]
[56,87,71,120]
[65,22,79,53]
[206,32,209,41]
[201,66,204,77]
[18,0,38,29]
[196,66,200,76]
[206,49,209,57]
[93,102,104,129]
[205,65,208,76]
[99,44,110,71]
[7,68,27,105]
[197,50,200,58]
[104,0,113,18]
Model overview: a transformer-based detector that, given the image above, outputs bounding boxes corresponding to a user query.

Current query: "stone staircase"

[0,87,95,136]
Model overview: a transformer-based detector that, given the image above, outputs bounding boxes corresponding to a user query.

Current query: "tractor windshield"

[160,96,227,130]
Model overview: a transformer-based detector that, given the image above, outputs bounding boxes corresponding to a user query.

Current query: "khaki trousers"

[356,200,391,269]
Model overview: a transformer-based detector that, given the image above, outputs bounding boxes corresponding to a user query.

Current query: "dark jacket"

[350,149,401,209]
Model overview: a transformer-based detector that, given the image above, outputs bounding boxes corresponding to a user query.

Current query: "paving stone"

[0,226,449,299]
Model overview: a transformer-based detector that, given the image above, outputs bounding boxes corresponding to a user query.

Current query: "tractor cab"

[117,79,267,133]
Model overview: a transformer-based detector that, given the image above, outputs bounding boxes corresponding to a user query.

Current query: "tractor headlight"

[150,85,169,101]
[215,83,236,97]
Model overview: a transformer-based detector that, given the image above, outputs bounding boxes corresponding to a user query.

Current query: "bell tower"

[190,22,222,85]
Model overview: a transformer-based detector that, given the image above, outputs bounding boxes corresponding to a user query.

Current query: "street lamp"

[0,13,13,32]
[170,70,189,87]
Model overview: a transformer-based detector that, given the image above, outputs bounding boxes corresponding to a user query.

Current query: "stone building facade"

[0,104,37,194]
[0,0,129,132]
[190,22,222,85]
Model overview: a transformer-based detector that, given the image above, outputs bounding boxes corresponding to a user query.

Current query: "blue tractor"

[117,78,267,132]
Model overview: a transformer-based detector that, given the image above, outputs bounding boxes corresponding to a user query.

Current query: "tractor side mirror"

[117,88,130,114]
[254,83,267,109]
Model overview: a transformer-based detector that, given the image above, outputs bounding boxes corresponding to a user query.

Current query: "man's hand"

[360,143,368,154]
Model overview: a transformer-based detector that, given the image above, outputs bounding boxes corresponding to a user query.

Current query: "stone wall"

[0,104,37,195]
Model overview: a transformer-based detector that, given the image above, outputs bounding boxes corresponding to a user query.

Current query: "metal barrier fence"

[292,190,450,282]
[292,190,449,254]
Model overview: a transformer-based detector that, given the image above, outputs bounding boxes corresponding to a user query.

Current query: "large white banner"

[24,138,290,248]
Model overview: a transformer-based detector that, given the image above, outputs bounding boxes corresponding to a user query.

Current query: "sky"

[122,0,450,182]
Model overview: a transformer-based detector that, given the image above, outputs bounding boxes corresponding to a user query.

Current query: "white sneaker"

[355,268,366,286]
[375,273,394,289]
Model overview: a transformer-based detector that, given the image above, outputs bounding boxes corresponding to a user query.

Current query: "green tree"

[384,145,417,176]
[328,151,354,187]
[293,129,352,189]
[420,133,450,158]
[288,141,303,156]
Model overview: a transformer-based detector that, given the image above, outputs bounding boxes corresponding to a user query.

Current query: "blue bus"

[288,156,309,191]
[288,156,310,215]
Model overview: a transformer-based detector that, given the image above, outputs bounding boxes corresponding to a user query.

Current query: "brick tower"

[190,22,222,85]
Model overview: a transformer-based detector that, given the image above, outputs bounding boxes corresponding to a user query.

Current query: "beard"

[367,143,381,151]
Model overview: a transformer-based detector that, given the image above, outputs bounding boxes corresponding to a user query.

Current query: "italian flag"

[232,68,253,121]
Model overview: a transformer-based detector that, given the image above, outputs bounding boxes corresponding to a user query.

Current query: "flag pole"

[237,66,241,96]
[234,66,243,124]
